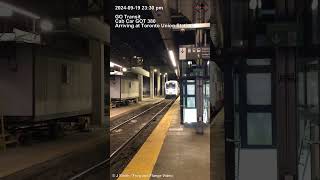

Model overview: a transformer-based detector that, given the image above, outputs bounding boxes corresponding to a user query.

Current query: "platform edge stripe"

[117,98,180,180]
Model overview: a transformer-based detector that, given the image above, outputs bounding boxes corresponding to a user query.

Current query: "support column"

[90,40,105,126]
[162,75,165,96]
[157,71,161,97]
[138,74,143,101]
[150,67,154,99]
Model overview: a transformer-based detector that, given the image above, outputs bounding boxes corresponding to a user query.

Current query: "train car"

[165,80,180,99]
[0,43,92,137]
[209,61,224,114]
[110,72,139,106]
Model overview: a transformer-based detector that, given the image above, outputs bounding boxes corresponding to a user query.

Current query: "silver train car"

[165,80,180,98]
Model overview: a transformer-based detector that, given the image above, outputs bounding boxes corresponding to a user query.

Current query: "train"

[165,80,180,98]
[0,43,92,142]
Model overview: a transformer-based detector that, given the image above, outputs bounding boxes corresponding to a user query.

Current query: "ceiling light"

[0,2,40,19]
[122,68,127,72]
[169,50,177,67]
[154,69,157,72]
[110,62,122,68]
[312,0,319,10]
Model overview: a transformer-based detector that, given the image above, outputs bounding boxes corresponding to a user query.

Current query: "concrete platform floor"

[211,108,225,180]
[110,97,164,120]
[151,106,210,180]
[0,129,108,179]
[118,98,213,180]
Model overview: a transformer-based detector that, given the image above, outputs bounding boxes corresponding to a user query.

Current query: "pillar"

[138,74,143,101]
[162,75,165,96]
[90,40,105,126]
[157,71,161,96]
[149,67,154,99]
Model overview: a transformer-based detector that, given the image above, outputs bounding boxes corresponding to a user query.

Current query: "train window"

[187,84,195,95]
[247,113,273,145]
[186,97,196,108]
[247,73,271,105]
[61,64,72,85]
[166,82,176,89]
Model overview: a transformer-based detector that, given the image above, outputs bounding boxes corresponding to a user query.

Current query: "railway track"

[68,99,175,180]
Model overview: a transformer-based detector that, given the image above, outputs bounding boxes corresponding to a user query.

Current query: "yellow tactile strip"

[116,98,180,180]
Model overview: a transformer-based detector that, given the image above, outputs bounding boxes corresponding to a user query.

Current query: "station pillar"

[90,40,105,126]
[138,74,143,101]
[162,75,165,96]
[157,71,161,96]
[149,67,155,99]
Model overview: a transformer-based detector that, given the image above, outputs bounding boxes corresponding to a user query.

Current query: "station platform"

[0,129,107,180]
[117,98,212,180]
[110,97,164,120]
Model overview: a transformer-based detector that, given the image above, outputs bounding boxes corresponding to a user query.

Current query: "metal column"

[138,74,143,101]
[150,67,155,99]
[90,40,105,126]
[157,71,161,97]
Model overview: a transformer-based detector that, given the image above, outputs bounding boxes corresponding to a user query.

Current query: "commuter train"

[165,80,180,98]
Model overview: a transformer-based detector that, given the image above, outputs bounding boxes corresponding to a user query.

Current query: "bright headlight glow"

[169,50,177,67]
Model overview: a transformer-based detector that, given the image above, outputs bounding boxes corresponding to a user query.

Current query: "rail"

[69,99,174,180]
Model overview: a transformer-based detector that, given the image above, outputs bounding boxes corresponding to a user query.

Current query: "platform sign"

[179,47,187,60]
[267,23,303,47]
[179,45,210,60]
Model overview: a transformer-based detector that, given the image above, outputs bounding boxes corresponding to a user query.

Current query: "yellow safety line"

[116,98,179,180]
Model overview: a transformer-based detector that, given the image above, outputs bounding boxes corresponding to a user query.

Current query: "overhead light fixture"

[169,50,177,67]
[249,0,257,10]
[122,68,127,72]
[160,73,162,75]
[40,19,54,32]
[110,62,123,68]
[0,1,40,19]
[154,69,157,72]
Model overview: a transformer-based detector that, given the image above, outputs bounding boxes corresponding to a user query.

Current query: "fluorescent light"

[110,62,122,68]
[0,2,40,19]
[169,50,177,67]
[312,0,318,10]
